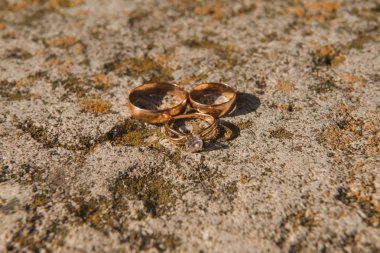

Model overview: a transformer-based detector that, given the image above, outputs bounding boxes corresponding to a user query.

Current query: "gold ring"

[163,113,218,152]
[128,82,188,123]
[189,82,237,118]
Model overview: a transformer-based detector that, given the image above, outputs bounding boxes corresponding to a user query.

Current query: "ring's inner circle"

[170,118,211,136]
[133,92,182,110]
[190,84,235,105]
[194,92,229,105]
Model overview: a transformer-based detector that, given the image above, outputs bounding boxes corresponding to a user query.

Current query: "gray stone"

[0,0,379,252]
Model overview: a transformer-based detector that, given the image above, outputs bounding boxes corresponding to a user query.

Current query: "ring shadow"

[225,91,261,117]
[201,92,259,152]
[202,120,241,152]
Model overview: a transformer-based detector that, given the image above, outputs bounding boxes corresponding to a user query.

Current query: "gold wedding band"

[164,113,218,152]
[189,82,237,118]
[128,82,188,123]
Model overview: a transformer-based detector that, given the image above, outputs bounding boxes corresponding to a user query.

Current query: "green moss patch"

[6,48,32,60]
[224,181,238,201]
[166,148,182,166]
[65,174,179,243]
[66,174,178,235]
[309,74,337,93]
[15,164,44,185]
[276,209,320,248]
[18,119,99,151]
[225,181,238,194]
[0,80,32,101]
[55,0,84,8]
[8,213,68,252]
[348,35,374,50]
[184,38,240,69]
[126,231,181,252]
[113,173,177,217]
[53,77,90,98]
[66,173,178,234]
[17,118,163,152]
[103,57,173,81]
[19,119,59,149]
[27,194,51,211]
[236,120,252,130]
[68,195,120,231]
[269,128,293,139]
[107,119,161,147]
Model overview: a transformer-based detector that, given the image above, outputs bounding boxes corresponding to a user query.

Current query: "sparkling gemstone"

[185,136,203,153]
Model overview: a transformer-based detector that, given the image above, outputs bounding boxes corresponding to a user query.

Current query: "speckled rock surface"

[0,0,380,252]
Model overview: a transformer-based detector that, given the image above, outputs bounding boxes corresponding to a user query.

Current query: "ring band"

[189,82,237,118]
[128,82,188,123]
[163,113,218,152]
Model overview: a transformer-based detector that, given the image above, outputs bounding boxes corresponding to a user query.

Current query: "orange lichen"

[0,23,6,30]
[376,204,380,213]
[239,175,248,184]
[288,6,304,17]
[318,45,334,57]
[321,105,380,156]
[58,56,73,73]
[194,4,223,19]
[47,35,77,48]
[5,0,39,11]
[79,98,112,114]
[45,55,74,74]
[363,119,377,132]
[366,132,380,157]
[321,127,352,151]
[154,52,175,66]
[16,76,37,88]
[15,72,45,89]
[306,1,341,13]
[340,72,367,86]
[289,1,342,22]
[46,57,61,67]
[70,42,86,55]
[314,44,345,66]
[68,21,84,30]
[90,74,112,89]
[275,81,295,92]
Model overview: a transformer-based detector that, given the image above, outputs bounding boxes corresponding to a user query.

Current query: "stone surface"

[0,0,380,252]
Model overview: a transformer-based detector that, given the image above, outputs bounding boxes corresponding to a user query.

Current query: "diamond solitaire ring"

[163,113,218,152]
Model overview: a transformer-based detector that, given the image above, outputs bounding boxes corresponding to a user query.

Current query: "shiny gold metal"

[163,113,218,152]
[128,82,188,123]
[189,82,237,118]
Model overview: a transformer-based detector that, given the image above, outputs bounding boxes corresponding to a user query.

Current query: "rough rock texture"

[0,0,379,252]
